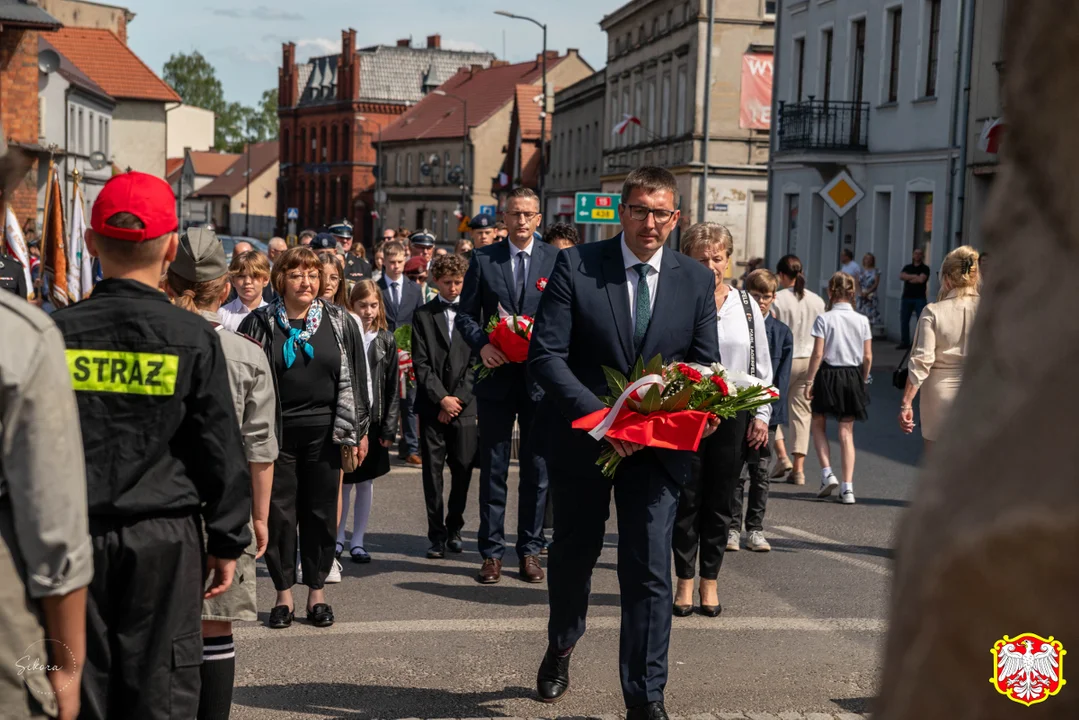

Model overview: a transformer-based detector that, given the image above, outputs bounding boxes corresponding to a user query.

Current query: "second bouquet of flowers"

[572,356,781,478]
[474,307,533,381]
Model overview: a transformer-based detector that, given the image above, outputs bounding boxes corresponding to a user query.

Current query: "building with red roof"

[47,25,180,177]
[191,141,280,240]
[166,149,241,230]
[378,50,592,241]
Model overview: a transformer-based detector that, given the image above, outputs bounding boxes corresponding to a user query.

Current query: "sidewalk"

[871,339,906,372]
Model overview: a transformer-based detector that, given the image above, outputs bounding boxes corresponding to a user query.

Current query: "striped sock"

[198,635,235,720]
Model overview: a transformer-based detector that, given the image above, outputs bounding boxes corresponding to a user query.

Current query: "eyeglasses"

[406,273,427,281]
[504,211,539,221]
[623,204,675,224]
[286,272,321,283]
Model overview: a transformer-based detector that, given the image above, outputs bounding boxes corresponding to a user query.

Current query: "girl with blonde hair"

[898,246,981,449]
[805,272,873,504]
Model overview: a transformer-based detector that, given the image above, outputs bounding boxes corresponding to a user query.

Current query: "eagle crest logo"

[991,633,1066,706]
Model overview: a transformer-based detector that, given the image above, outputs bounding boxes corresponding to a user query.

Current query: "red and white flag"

[612,114,641,136]
[497,172,510,187]
[978,117,1006,154]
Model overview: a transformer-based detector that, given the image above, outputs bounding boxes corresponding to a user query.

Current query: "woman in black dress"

[239,247,369,629]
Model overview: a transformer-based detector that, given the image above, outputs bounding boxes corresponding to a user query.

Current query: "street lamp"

[431,89,471,225]
[357,115,385,239]
[494,10,547,217]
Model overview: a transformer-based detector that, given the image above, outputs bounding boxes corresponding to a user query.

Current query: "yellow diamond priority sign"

[819,171,864,217]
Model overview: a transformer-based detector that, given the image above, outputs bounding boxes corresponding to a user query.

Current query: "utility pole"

[244,141,251,236]
[698,1,715,223]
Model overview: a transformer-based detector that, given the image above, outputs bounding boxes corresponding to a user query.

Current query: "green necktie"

[633,263,651,351]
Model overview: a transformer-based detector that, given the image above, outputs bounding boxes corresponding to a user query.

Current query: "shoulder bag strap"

[738,289,759,379]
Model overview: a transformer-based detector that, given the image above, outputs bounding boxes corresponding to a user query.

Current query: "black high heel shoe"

[672,602,694,617]
[698,591,722,618]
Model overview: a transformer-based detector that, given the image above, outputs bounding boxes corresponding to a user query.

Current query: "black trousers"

[420,413,478,544]
[672,411,750,580]
[82,514,204,720]
[735,434,772,533]
[547,453,680,708]
[265,422,341,591]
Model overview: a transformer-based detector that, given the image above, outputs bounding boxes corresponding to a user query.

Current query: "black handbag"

[892,346,912,389]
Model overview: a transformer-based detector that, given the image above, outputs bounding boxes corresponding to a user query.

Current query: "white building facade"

[769,0,967,339]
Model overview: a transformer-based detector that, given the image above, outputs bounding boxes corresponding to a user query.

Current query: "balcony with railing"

[777,98,870,152]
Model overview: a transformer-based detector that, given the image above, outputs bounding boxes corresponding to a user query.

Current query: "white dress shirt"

[772,287,827,359]
[218,296,268,333]
[621,237,662,329]
[441,296,458,341]
[811,302,873,367]
[351,313,376,405]
[716,288,773,424]
[385,275,402,306]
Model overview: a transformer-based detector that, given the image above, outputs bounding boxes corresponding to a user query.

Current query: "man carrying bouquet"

[528,167,721,720]
[456,187,558,585]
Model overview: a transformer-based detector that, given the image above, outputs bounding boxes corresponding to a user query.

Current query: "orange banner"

[739,52,774,130]
[43,165,70,308]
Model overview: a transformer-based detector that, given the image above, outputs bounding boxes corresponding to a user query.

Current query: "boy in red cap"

[50,172,252,720]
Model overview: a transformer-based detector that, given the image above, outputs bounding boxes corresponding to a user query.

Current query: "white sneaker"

[746,530,771,552]
[326,558,343,583]
[726,529,741,551]
[818,473,839,498]
[838,489,856,505]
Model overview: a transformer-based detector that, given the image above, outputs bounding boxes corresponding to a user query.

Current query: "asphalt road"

[231,367,920,720]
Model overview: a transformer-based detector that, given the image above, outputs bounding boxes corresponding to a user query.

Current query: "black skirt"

[811,363,870,422]
[343,424,390,483]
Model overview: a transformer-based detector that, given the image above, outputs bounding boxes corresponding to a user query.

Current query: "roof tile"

[47,27,181,103]
[192,142,279,199]
[189,151,241,178]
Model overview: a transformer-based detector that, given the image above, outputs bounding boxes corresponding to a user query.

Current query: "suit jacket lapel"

[433,305,452,347]
[602,235,634,367]
[497,243,519,315]
[522,241,548,312]
[639,247,682,360]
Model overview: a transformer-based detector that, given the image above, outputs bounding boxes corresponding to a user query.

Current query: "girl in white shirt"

[219,251,271,332]
[805,272,873,504]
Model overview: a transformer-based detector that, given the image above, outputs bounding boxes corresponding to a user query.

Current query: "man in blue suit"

[456,187,558,585]
[378,239,425,464]
[528,167,721,720]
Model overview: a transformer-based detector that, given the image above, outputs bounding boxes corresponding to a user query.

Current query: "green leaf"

[639,384,664,413]
[602,365,628,396]
[393,324,412,353]
[645,354,664,376]
[631,356,645,382]
[660,385,694,412]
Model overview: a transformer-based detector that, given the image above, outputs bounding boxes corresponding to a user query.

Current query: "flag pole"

[40,157,55,303]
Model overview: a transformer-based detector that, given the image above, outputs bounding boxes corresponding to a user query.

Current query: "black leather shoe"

[426,543,445,559]
[672,603,694,617]
[306,603,334,627]
[626,701,669,720]
[268,605,293,629]
[698,599,722,618]
[536,645,572,703]
[446,535,464,553]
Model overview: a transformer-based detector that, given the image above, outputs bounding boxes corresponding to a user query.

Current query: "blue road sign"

[286,208,299,221]
[478,204,496,217]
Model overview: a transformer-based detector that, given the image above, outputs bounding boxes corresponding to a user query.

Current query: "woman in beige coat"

[898,246,981,447]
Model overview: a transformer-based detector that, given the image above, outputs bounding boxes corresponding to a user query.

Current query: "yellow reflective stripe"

[65,349,179,396]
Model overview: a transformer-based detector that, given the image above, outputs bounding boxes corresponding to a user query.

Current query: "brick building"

[0,1,61,225]
[277,30,494,247]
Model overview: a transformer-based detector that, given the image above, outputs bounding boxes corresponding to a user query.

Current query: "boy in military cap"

[469,213,497,249]
[50,172,252,720]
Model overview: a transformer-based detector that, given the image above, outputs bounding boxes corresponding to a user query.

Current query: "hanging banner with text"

[739,52,774,130]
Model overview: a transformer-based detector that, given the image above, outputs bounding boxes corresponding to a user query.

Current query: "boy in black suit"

[378,240,425,464]
[412,254,478,558]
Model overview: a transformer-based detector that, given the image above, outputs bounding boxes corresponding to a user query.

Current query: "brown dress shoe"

[405,454,422,466]
[520,555,545,583]
[477,557,502,584]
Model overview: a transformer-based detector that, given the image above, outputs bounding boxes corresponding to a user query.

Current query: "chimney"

[397,38,410,47]
[426,34,441,49]
[471,64,484,74]
[349,29,360,99]
[490,60,509,68]
[280,42,297,108]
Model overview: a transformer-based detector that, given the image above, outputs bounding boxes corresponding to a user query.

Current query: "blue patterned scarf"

[274,298,323,368]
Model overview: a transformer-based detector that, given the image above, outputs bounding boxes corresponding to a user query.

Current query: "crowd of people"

[0,164,983,720]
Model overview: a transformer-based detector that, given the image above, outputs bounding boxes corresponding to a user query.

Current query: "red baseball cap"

[404,256,427,274]
[91,171,178,242]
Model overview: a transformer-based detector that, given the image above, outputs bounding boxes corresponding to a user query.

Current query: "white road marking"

[234,615,884,640]
[770,525,892,577]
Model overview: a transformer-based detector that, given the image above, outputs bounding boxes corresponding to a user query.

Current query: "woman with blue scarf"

[239,247,370,629]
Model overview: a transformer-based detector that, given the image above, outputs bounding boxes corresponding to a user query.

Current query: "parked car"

[218,235,268,260]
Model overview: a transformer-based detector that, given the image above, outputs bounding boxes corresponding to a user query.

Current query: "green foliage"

[393,324,412,354]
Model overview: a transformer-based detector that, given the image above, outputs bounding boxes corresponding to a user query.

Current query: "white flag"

[4,205,33,299]
[68,184,92,300]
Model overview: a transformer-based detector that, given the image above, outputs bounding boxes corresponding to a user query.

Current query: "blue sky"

[123,0,624,108]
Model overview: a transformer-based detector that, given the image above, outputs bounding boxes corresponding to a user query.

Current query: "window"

[634,82,643,144]
[103,119,109,158]
[793,37,805,101]
[661,73,671,136]
[69,106,75,148]
[852,19,866,103]
[394,154,401,184]
[88,111,94,153]
[442,210,448,240]
[615,37,622,55]
[675,66,688,135]
[621,86,630,147]
[638,23,645,45]
[98,117,104,152]
[785,194,799,255]
[593,121,600,171]
[913,192,934,260]
[925,0,942,97]
[406,153,413,184]
[320,126,327,161]
[647,79,656,134]
[444,151,451,184]
[77,108,84,155]
[764,0,777,19]
[330,125,338,162]
[652,18,659,37]
[310,129,316,162]
[342,125,350,161]
[299,128,306,163]
[887,8,903,103]
[576,127,582,173]
[684,2,691,24]
[283,128,290,163]
[822,29,834,102]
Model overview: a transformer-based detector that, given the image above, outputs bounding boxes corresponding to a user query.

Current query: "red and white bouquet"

[572,356,781,478]
[393,324,416,398]
[474,305,534,381]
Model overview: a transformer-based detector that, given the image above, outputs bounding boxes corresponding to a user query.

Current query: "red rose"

[677,363,703,383]
[711,375,729,396]
[536,277,548,291]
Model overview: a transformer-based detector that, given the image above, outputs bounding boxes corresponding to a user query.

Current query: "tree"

[247,89,279,143]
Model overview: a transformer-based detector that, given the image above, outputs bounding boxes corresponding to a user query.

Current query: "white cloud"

[296,37,339,58]
[439,38,491,53]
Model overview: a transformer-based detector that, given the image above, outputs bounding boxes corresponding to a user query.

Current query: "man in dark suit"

[412,254,478,559]
[528,167,721,720]
[377,240,425,464]
[456,187,558,585]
